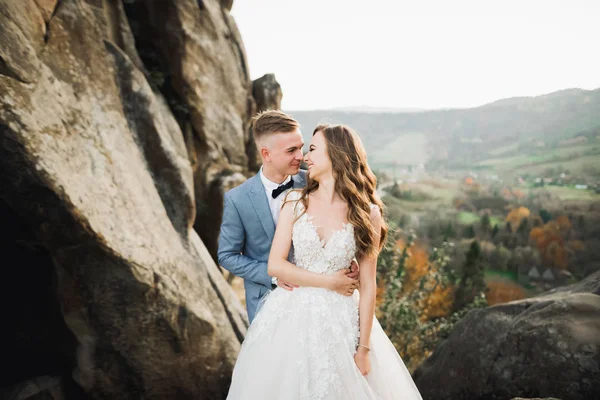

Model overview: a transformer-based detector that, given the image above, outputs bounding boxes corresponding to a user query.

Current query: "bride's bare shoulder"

[281,190,305,219]
[283,188,303,203]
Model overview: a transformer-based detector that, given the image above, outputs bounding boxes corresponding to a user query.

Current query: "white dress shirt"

[259,167,291,225]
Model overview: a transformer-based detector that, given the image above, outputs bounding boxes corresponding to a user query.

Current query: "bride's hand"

[328,269,358,296]
[354,347,370,376]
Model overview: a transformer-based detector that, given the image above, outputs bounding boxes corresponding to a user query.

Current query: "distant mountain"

[328,106,428,113]
[287,88,600,175]
[482,88,589,108]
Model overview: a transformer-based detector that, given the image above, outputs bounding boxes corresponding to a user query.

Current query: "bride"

[226,124,423,400]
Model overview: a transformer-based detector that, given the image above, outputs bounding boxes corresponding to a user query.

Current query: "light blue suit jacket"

[218,170,307,323]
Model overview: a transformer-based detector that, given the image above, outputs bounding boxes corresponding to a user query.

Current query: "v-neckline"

[304,214,351,250]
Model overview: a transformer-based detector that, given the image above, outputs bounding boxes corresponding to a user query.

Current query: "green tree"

[389,183,403,199]
[480,213,491,236]
[491,224,500,238]
[517,218,529,233]
[463,224,476,239]
[443,221,456,240]
[517,218,530,246]
[453,240,486,312]
[539,208,552,224]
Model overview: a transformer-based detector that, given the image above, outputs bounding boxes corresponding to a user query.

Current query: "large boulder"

[0,0,247,398]
[414,271,600,400]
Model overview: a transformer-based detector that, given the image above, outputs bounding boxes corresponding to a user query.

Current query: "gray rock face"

[121,0,258,262]
[414,272,600,400]
[0,0,249,398]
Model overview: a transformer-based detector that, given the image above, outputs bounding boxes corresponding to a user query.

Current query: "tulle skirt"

[227,287,423,400]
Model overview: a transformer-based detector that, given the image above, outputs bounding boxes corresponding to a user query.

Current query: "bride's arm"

[355,206,383,375]
[268,200,358,293]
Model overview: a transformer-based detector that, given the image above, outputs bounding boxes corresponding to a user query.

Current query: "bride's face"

[304,130,332,181]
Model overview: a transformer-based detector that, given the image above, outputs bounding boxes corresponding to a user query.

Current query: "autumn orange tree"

[389,238,456,321]
[506,206,531,232]
[529,216,573,270]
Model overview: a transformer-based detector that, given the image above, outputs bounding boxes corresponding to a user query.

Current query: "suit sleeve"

[217,193,272,288]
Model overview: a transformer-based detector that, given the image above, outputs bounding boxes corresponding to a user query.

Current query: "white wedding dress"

[227,194,423,400]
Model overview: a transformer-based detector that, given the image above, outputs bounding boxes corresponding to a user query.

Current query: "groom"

[218,110,357,322]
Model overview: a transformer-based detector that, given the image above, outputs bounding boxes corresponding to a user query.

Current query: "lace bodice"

[288,191,357,274]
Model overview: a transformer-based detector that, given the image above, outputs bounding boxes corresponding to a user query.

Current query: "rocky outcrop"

[0,0,252,398]
[121,0,260,262]
[246,73,283,170]
[253,73,283,112]
[414,271,600,400]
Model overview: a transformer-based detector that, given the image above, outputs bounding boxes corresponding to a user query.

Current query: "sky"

[231,0,600,111]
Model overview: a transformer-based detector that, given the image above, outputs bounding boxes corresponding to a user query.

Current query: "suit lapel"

[248,174,276,241]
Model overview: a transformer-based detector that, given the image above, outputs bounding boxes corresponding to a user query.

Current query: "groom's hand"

[330,269,359,296]
[346,259,360,280]
[278,279,299,291]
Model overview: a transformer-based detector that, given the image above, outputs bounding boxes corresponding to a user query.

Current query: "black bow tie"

[272,178,294,198]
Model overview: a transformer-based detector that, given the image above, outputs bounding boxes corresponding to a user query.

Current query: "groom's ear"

[260,146,270,161]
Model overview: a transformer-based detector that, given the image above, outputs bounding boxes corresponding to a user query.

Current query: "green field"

[523,154,600,175]
[457,211,503,227]
[484,269,518,281]
[530,186,600,201]
[475,142,600,174]
[382,180,464,224]
[457,211,479,224]
[484,270,534,290]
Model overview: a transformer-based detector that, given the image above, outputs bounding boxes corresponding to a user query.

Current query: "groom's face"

[264,128,304,176]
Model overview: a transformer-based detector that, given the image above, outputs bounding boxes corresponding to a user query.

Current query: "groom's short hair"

[251,110,299,147]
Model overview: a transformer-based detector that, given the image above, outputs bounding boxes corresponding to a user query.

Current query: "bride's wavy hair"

[299,124,388,260]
